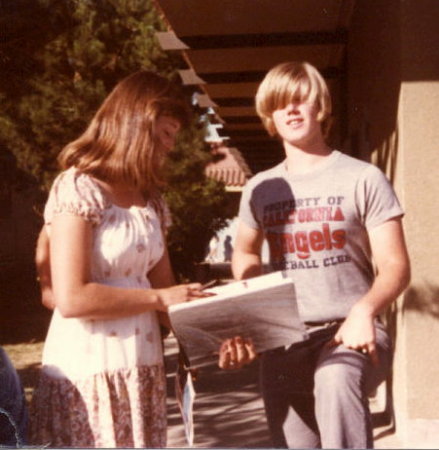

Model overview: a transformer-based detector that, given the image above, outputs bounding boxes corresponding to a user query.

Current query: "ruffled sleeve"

[149,195,172,231]
[44,167,107,226]
[160,199,172,230]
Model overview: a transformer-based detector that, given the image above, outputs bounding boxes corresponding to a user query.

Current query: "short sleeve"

[149,195,172,232]
[159,198,172,230]
[161,200,172,229]
[238,178,260,230]
[44,168,107,226]
[356,165,404,230]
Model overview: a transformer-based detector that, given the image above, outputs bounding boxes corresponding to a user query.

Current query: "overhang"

[205,144,252,191]
[154,0,355,175]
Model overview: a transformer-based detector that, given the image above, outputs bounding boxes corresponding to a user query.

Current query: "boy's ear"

[266,119,278,137]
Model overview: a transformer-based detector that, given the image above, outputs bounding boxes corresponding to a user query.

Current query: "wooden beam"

[222,116,261,124]
[212,88,340,107]
[198,66,341,83]
[221,128,269,137]
[228,139,281,149]
[214,97,254,107]
[180,29,348,50]
[238,147,284,157]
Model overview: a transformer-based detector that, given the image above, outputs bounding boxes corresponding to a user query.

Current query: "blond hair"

[255,61,332,137]
[58,71,190,195]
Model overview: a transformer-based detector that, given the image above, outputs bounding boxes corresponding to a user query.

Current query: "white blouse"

[41,167,166,380]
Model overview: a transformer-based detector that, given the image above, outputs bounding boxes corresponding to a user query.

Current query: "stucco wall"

[398,81,439,445]
[399,2,439,445]
[347,0,439,447]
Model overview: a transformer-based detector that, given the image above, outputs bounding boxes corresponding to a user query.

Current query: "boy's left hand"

[328,304,379,365]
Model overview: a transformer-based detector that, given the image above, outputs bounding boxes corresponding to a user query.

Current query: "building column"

[393,1,439,446]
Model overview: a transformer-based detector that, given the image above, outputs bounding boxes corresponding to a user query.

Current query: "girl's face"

[155,115,182,153]
[272,99,322,147]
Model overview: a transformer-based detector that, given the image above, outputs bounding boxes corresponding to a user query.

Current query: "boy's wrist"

[350,300,376,318]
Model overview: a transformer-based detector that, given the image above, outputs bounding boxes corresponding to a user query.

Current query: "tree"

[165,123,231,279]
[0,0,232,278]
[1,0,182,188]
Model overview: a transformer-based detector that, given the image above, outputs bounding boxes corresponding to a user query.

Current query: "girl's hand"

[155,283,204,311]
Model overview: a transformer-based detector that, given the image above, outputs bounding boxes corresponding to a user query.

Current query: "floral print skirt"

[30,364,167,448]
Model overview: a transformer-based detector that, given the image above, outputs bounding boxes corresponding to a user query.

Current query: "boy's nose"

[286,102,300,114]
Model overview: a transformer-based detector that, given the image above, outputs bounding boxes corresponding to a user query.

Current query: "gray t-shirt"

[238,150,404,322]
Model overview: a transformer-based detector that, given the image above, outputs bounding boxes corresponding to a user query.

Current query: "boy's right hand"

[218,336,257,370]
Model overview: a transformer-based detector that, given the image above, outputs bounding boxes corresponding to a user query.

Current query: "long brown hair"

[58,71,190,195]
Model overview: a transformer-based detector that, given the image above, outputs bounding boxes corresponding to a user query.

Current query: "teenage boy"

[220,62,410,449]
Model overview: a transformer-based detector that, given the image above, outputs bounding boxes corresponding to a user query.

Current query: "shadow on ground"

[0,268,51,345]
[164,337,271,448]
[1,268,399,448]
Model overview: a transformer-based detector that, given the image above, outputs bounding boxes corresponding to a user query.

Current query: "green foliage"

[0,0,232,278]
[165,122,232,279]
[1,0,183,189]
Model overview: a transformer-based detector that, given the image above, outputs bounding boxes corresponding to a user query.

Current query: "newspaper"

[169,271,308,368]
[175,362,195,446]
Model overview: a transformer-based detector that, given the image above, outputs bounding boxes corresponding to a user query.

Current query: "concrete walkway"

[164,335,402,449]
[164,335,270,448]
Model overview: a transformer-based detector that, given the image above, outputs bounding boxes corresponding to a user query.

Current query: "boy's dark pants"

[260,321,392,449]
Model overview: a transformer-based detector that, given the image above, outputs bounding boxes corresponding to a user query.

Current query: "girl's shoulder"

[45,167,108,225]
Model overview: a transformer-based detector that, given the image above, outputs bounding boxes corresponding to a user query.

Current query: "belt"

[303,319,344,330]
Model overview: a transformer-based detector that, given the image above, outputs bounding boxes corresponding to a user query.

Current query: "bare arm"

[332,217,411,362]
[147,246,176,331]
[219,220,264,369]
[148,246,176,288]
[50,214,200,320]
[35,225,55,310]
[231,220,265,280]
